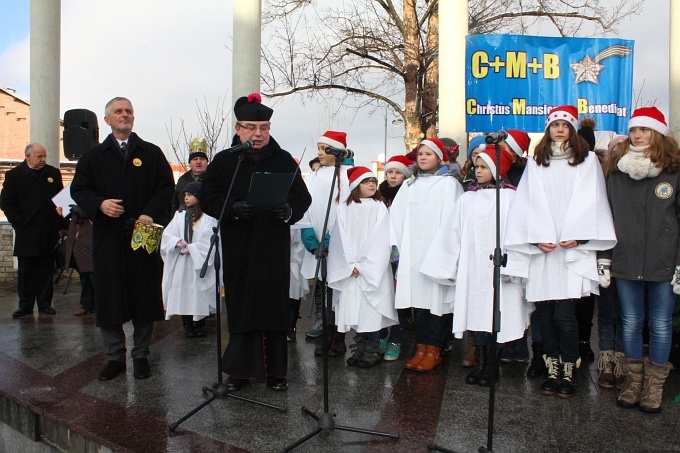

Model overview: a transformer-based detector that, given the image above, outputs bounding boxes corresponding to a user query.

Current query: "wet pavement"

[0,278,679,452]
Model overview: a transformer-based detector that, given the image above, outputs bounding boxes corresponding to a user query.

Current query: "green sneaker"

[379,337,389,351]
[384,342,401,361]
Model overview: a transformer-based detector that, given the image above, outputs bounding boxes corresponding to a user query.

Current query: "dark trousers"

[79,272,96,312]
[536,300,579,362]
[414,308,447,347]
[17,255,55,312]
[100,319,154,361]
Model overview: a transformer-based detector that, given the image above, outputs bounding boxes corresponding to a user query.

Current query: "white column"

[670,1,680,137]
[438,1,468,160]
[232,0,262,112]
[30,0,61,168]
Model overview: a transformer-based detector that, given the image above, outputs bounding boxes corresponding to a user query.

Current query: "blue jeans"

[616,279,675,364]
[414,308,447,347]
[597,279,623,352]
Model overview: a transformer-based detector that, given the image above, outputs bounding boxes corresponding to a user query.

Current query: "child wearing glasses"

[327,167,398,368]
[390,138,464,372]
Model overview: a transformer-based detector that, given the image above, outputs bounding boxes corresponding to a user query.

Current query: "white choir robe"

[503,152,617,302]
[161,210,218,320]
[290,229,309,299]
[327,199,398,333]
[421,189,533,343]
[294,164,351,279]
[390,174,464,315]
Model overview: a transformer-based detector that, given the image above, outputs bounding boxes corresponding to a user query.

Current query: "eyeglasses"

[361,178,378,185]
[236,123,270,132]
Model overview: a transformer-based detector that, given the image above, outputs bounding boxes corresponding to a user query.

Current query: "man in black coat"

[201,93,311,391]
[171,151,208,213]
[71,97,174,381]
[1,143,65,317]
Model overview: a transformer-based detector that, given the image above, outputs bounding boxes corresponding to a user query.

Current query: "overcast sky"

[0,0,670,167]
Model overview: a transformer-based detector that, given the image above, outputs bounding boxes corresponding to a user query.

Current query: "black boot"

[358,339,383,368]
[557,359,577,398]
[478,348,500,387]
[527,342,547,377]
[465,346,488,385]
[540,355,560,396]
[346,338,365,366]
[182,316,196,338]
[579,341,595,362]
[193,318,206,337]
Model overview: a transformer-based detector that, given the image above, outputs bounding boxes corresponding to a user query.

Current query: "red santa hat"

[420,138,448,162]
[628,107,668,136]
[318,131,347,149]
[384,155,413,178]
[504,129,531,157]
[476,148,513,179]
[347,166,376,191]
[545,105,579,131]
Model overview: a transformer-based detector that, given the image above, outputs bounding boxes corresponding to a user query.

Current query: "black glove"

[313,246,328,259]
[232,201,256,219]
[272,203,292,221]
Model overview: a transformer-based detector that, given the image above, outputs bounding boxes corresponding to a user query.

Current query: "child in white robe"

[390,137,464,372]
[328,167,398,368]
[422,148,533,387]
[161,182,218,338]
[287,229,308,342]
[503,106,616,397]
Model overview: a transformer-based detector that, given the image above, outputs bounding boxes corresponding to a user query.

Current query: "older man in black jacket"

[1,143,65,317]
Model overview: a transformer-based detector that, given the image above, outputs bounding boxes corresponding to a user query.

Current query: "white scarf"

[550,142,571,160]
[617,145,662,180]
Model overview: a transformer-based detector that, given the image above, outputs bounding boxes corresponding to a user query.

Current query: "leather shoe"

[74,308,88,316]
[133,358,151,379]
[12,309,32,317]
[40,306,56,315]
[267,377,288,391]
[98,360,126,381]
[225,377,249,392]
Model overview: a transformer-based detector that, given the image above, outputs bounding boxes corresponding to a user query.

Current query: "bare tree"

[261,0,644,151]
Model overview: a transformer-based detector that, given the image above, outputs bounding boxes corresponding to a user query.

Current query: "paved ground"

[0,277,679,452]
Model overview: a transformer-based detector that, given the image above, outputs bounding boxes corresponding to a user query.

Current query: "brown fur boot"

[639,358,672,413]
[617,357,644,408]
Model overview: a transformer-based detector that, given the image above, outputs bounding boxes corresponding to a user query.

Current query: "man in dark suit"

[71,97,174,381]
[1,143,65,317]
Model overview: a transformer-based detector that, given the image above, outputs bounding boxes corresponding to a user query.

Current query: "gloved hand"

[313,246,328,259]
[671,265,680,295]
[272,203,292,221]
[597,259,611,288]
[232,201,255,220]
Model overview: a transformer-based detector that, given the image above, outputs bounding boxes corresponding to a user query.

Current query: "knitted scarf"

[617,145,662,180]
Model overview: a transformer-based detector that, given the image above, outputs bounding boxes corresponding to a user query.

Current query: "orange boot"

[405,344,427,370]
[415,345,442,372]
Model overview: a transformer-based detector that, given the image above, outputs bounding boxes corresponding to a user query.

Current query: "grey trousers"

[100,319,154,361]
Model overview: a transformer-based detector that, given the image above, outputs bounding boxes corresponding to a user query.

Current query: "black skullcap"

[234,93,273,121]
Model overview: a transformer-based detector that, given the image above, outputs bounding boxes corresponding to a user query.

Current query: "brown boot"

[405,344,427,370]
[617,357,644,408]
[462,336,475,368]
[614,352,626,389]
[597,350,616,389]
[639,358,672,413]
[328,332,347,356]
[315,325,337,356]
[415,345,442,372]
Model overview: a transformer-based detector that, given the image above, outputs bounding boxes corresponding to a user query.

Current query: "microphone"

[485,131,508,144]
[224,141,254,153]
[324,147,355,159]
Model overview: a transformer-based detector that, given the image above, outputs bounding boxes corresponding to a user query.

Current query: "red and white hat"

[628,107,668,136]
[347,166,376,191]
[545,105,579,131]
[504,130,531,157]
[318,131,347,149]
[476,148,513,179]
[420,138,448,162]
[384,155,413,178]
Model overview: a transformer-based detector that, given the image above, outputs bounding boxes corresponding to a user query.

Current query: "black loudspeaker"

[63,109,99,160]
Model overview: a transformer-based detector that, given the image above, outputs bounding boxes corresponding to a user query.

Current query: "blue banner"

[465,34,634,133]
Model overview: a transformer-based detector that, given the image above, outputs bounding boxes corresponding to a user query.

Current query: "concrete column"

[438,1,468,159]
[30,0,61,167]
[232,0,262,115]
[670,1,679,137]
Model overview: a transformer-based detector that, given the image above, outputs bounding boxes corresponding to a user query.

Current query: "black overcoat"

[70,133,174,327]
[200,136,311,333]
[0,162,65,256]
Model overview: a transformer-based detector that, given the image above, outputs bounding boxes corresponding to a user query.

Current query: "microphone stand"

[281,156,398,452]
[429,140,505,453]
[169,149,286,432]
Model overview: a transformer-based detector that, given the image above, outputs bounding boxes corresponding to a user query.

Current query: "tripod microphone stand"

[169,148,286,432]
[429,135,506,453]
[281,157,398,452]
